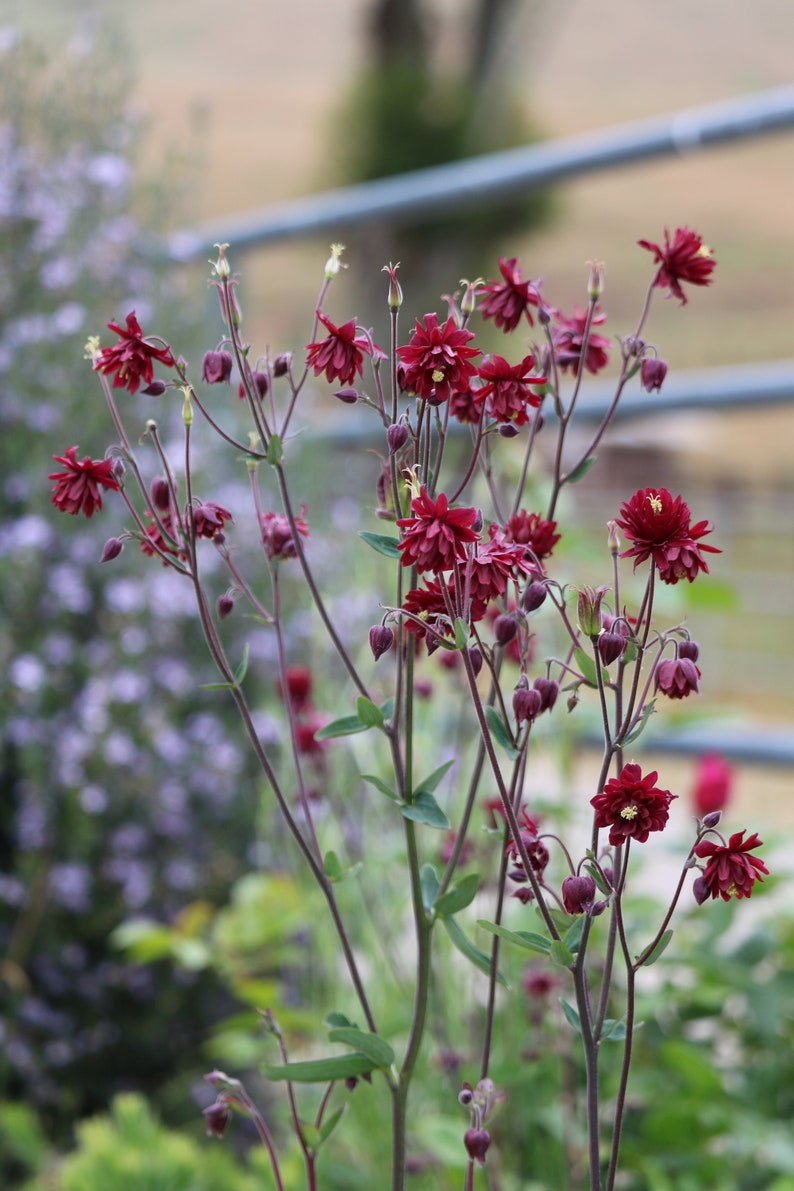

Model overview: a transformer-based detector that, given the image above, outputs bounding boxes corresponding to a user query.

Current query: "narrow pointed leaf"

[359,531,401,559]
[327,1028,394,1069]
[356,696,384,728]
[443,915,509,989]
[401,791,450,829]
[454,617,469,650]
[563,915,586,953]
[324,1012,355,1030]
[550,940,575,969]
[559,998,582,1034]
[574,647,608,689]
[637,928,673,968]
[266,433,283,465]
[568,455,597,484]
[477,921,552,954]
[318,1107,345,1144]
[315,714,368,740]
[434,873,480,918]
[420,864,440,914]
[620,700,657,746]
[415,759,455,797]
[360,774,399,801]
[484,705,519,761]
[262,1054,377,1083]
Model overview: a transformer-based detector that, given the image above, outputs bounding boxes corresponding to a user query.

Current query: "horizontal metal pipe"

[169,87,794,261]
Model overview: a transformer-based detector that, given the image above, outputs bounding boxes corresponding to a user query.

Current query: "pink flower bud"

[99,537,123,563]
[217,594,235,620]
[533,676,559,712]
[387,423,409,453]
[494,614,518,646]
[513,686,542,724]
[464,1128,491,1166]
[522,582,547,613]
[335,387,360,404]
[562,874,596,915]
[141,380,167,396]
[150,477,171,511]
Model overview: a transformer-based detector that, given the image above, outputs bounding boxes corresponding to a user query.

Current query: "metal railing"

[169,86,794,261]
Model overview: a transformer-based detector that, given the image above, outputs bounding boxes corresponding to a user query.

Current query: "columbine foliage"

[51,229,768,1191]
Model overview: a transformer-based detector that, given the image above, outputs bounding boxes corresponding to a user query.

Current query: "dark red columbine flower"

[615,487,720,585]
[475,354,546,426]
[465,535,533,604]
[49,446,120,517]
[692,753,733,818]
[591,763,676,846]
[637,226,716,305]
[655,655,701,699]
[694,830,768,901]
[397,314,480,404]
[96,311,176,394]
[448,386,483,425]
[500,510,561,565]
[479,257,540,331]
[192,500,233,540]
[552,305,612,376]
[260,505,309,561]
[396,486,479,574]
[306,313,375,386]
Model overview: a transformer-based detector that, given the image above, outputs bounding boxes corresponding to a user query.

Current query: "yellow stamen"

[647,493,663,514]
[620,804,638,820]
[431,368,445,383]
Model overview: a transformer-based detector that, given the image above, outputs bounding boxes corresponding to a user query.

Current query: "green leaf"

[324,1011,355,1030]
[477,921,552,954]
[434,873,480,918]
[359,531,401,559]
[315,714,368,740]
[360,773,399,801]
[568,455,597,484]
[420,864,440,914]
[327,1028,395,1069]
[484,705,519,761]
[401,790,450,829]
[563,915,586,953]
[318,1106,345,1144]
[454,617,469,650]
[559,998,582,1034]
[584,863,612,896]
[299,1120,323,1150]
[415,759,455,797]
[550,939,575,969]
[443,915,509,988]
[600,1018,644,1042]
[324,851,343,881]
[233,643,250,685]
[356,696,384,728]
[574,646,608,689]
[262,1054,378,1083]
[637,928,673,968]
[620,700,656,746]
[266,433,283,465]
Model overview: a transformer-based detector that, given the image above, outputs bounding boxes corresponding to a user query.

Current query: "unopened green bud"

[181,385,193,426]
[325,243,346,280]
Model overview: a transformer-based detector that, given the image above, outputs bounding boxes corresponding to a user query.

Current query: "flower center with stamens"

[647,494,663,514]
[620,804,638,820]
[432,369,445,383]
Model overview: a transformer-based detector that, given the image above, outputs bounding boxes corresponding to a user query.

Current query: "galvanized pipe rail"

[169,86,794,261]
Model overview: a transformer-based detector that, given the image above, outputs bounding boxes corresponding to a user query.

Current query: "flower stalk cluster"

[52,227,767,1191]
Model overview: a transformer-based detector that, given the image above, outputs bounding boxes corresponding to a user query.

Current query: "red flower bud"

[597,630,627,666]
[369,625,394,661]
[562,874,596,915]
[533,676,559,712]
[387,423,409,453]
[99,537,124,563]
[522,582,547,613]
[464,1128,491,1166]
[217,594,235,620]
[494,614,518,646]
[150,477,171,511]
[202,350,234,384]
[640,356,668,392]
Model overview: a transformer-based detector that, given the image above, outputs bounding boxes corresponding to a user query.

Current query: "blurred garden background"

[1,0,793,1187]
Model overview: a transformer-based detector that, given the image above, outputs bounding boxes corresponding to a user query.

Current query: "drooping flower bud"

[272,353,291,378]
[202,350,234,384]
[597,630,627,666]
[141,380,167,396]
[99,537,124,563]
[562,873,596,915]
[150,477,171,511]
[678,639,699,663]
[494,614,518,646]
[203,1099,230,1139]
[692,875,710,905]
[513,686,542,724]
[533,676,559,712]
[387,423,409,454]
[522,582,547,613]
[369,625,394,661]
[467,646,483,678]
[640,356,668,393]
[217,594,235,620]
[464,1128,491,1166]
